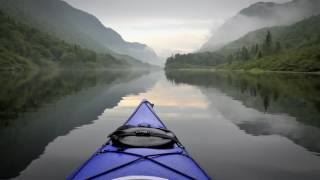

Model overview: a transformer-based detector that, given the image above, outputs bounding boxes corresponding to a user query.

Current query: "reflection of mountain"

[165,70,320,154]
[0,70,158,179]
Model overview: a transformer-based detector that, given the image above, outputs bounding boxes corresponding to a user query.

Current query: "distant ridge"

[0,10,152,71]
[0,0,161,65]
[200,0,320,52]
[165,14,320,72]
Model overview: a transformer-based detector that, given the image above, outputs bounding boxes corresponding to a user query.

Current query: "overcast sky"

[64,0,290,57]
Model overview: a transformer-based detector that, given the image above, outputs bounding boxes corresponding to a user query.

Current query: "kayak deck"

[68,100,210,180]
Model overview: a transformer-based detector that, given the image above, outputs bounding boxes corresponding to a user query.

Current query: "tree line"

[226,31,282,64]
[165,52,226,69]
[165,31,282,69]
[0,10,128,71]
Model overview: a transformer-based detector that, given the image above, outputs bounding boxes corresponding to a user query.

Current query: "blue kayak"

[68,100,210,180]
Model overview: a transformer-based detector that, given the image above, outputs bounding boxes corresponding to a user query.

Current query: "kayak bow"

[68,100,210,180]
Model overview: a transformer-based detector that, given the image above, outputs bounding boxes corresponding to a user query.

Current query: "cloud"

[103,18,221,56]
[63,0,291,56]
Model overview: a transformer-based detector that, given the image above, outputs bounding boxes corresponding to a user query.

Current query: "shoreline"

[165,68,320,75]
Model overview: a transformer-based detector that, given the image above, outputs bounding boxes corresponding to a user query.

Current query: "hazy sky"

[64,0,290,57]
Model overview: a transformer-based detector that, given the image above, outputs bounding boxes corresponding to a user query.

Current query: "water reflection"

[0,70,154,179]
[166,70,320,154]
[2,70,320,180]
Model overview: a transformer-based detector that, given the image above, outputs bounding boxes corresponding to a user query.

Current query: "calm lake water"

[1,70,320,180]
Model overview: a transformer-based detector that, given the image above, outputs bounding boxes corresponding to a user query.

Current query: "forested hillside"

[0,0,161,65]
[200,0,320,51]
[0,11,141,71]
[219,15,320,72]
[166,15,320,72]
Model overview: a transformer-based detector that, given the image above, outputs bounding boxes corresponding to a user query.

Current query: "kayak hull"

[68,100,210,180]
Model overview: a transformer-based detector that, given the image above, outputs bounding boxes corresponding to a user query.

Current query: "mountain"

[165,15,320,72]
[0,10,152,71]
[220,15,320,54]
[218,15,320,72]
[0,0,160,65]
[200,0,320,52]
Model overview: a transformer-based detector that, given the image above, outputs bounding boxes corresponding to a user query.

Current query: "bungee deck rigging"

[68,100,210,180]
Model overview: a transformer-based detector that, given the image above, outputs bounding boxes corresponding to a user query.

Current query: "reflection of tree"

[165,70,320,128]
[260,87,271,112]
[263,95,270,112]
[0,70,145,127]
[166,70,320,154]
[273,90,279,102]
[0,70,152,179]
[239,79,248,93]
[250,87,257,97]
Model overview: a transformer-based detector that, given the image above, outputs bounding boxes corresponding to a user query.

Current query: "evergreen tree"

[236,49,241,60]
[227,54,233,64]
[263,31,273,55]
[250,45,256,56]
[255,44,259,54]
[275,41,282,53]
[257,51,263,59]
[241,46,249,61]
[266,31,272,47]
